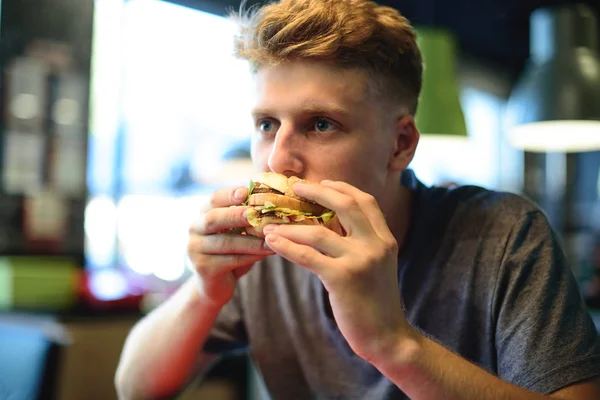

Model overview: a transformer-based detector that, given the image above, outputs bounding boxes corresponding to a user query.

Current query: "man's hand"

[261,179,415,363]
[188,186,275,308]
[117,185,273,400]
[259,180,600,400]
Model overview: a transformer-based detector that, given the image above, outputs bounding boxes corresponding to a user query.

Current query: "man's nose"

[267,123,303,175]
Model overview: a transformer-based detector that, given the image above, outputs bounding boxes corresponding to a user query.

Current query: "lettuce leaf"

[254,205,334,220]
[246,208,260,227]
[320,211,335,223]
[243,180,255,206]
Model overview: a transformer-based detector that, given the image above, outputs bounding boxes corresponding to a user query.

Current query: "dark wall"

[166,0,600,79]
[0,0,93,260]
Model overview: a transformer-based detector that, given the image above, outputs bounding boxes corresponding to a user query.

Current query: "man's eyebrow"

[251,108,272,118]
[302,104,351,117]
[251,103,352,118]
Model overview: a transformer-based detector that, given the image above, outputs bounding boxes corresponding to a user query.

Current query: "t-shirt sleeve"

[494,210,600,393]
[202,285,249,355]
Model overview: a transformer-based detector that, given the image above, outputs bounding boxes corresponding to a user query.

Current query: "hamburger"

[243,172,339,238]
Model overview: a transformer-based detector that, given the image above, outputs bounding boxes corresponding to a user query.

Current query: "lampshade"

[505,4,600,153]
[415,27,468,138]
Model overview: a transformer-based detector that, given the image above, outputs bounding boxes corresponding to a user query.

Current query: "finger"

[321,180,395,242]
[191,206,250,235]
[263,224,348,258]
[265,233,330,275]
[190,253,266,278]
[208,186,249,209]
[190,233,275,255]
[292,182,373,237]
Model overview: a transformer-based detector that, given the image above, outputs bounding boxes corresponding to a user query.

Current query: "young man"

[115,0,600,398]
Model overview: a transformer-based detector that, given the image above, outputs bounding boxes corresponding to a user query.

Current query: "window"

[410,88,507,188]
[86,0,256,293]
[85,1,519,297]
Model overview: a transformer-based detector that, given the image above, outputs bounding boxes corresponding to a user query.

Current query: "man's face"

[250,61,401,200]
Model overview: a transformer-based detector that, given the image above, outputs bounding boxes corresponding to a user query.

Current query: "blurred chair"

[0,315,70,400]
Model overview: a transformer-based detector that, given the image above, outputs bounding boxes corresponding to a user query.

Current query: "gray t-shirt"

[204,170,600,399]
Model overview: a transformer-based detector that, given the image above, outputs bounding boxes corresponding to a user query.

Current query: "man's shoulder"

[423,183,543,222]
[412,183,550,248]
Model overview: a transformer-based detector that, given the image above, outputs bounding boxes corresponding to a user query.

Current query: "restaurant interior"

[0,0,599,398]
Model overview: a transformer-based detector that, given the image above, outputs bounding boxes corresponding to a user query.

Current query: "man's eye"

[259,120,275,132]
[314,119,337,133]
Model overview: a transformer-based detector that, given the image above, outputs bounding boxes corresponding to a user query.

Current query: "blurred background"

[0,0,599,398]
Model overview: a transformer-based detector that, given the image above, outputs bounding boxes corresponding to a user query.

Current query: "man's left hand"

[262,179,416,364]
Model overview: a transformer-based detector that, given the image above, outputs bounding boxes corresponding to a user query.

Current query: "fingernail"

[234,188,247,202]
[321,179,333,184]
[265,234,278,245]
[263,224,276,234]
[243,209,249,221]
[263,240,274,251]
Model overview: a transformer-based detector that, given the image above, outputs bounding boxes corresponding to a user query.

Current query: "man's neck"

[380,181,414,252]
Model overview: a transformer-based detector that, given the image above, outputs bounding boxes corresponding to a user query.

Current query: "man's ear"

[388,115,419,171]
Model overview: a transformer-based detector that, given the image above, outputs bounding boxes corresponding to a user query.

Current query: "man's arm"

[115,278,222,400]
[267,181,600,400]
[373,332,600,400]
[115,186,270,399]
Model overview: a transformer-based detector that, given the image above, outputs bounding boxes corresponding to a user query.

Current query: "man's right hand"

[187,186,274,308]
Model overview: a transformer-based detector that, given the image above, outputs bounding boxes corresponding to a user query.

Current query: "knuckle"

[346,258,368,277]
[199,195,212,213]
[360,253,377,268]
[361,246,386,266]
[199,264,218,279]
[339,197,357,211]
[186,237,197,256]
[187,235,206,257]
[192,254,209,275]
[212,234,229,251]
[362,193,378,207]
[187,238,212,274]
[385,239,399,255]
[296,251,313,266]
[188,218,202,235]
[222,254,245,271]
[231,207,245,225]
[374,248,387,263]
[251,238,265,252]
[314,227,329,242]
[202,210,217,232]
[208,191,219,209]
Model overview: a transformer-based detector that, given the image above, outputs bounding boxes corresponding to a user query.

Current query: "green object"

[505,4,600,152]
[244,179,255,206]
[0,256,79,311]
[415,27,468,137]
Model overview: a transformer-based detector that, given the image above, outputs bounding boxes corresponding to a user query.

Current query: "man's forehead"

[251,62,370,113]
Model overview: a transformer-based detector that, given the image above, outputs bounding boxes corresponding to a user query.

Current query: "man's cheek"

[251,143,269,171]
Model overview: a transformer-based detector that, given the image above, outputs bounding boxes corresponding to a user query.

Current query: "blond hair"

[232,0,423,115]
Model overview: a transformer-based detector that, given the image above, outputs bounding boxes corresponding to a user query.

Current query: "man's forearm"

[374,332,553,400]
[115,277,222,400]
